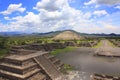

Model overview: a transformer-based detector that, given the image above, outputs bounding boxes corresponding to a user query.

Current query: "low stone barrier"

[10,42,66,54]
[79,42,91,47]
[64,41,78,47]
[91,73,120,80]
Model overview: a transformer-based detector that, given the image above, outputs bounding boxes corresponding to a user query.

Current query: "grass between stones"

[50,47,77,55]
[93,41,102,48]
[107,40,116,47]
[61,64,74,74]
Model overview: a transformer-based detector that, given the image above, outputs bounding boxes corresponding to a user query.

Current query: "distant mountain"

[31,31,63,37]
[0,31,120,37]
[90,33,120,37]
[0,32,25,36]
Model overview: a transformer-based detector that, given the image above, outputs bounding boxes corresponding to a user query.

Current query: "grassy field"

[50,47,77,55]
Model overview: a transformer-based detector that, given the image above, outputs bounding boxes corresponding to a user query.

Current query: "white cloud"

[33,0,68,11]
[84,0,120,5]
[93,10,108,16]
[95,5,100,8]
[73,22,120,34]
[115,6,120,9]
[0,0,119,33]
[0,3,26,15]
[84,0,96,5]
[4,17,11,20]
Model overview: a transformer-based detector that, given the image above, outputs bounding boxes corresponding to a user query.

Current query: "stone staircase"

[0,50,63,80]
[0,52,47,80]
[43,54,64,70]
[34,55,62,80]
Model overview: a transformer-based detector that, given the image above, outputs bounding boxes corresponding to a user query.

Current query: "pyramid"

[0,48,63,80]
[53,30,84,40]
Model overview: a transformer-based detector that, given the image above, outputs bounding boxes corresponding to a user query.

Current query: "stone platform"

[0,49,63,80]
[94,48,120,57]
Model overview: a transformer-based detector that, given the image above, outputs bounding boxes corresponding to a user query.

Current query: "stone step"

[0,62,38,74]
[55,62,64,70]
[5,51,48,61]
[33,56,62,80]
[52,58,60,64]
[3,58,34,66]
[49,57,57,62]
[11,45,27,49]
[44,54,63,70]
[44,54,55,59]
[10,49,36,55]
[28,73,47,80]
[4,57,22,65]
[0,68,41,80]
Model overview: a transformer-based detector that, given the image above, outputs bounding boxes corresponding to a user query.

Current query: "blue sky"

[0,0,120,33]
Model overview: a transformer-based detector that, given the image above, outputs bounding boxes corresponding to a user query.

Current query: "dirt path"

[100,40,112,47]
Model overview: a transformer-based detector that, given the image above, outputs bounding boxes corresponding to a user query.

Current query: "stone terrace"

[0,43,64,80]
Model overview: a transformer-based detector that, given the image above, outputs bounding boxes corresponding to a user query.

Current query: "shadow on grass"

[50,47,77,55]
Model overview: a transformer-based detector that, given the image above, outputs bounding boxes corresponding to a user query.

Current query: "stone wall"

[91,73,120,80]
[9,42,66,54]
[64,41,78,47]
[79,42,91,47]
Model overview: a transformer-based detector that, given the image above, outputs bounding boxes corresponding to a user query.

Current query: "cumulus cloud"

[33,0,68,11]
[0,0,119,33]
[0,0,91,32]
[4,17,11,20]
[84,0,120,5]
[93,10,108,16]
[84,0,96,5]
[115,6,120,9]
[0,3,26,15]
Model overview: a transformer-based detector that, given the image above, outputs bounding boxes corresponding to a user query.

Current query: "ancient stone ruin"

[0,43,65,80]
[79,42,92,47]
[53,30,85,40]
[109,39,120,47]
[64,41,78,47]
[91,73,120,80]
[10,42,66,52]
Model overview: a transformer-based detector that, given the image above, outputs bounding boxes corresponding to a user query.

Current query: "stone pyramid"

[53,30,84,40]
[0,47,63,80]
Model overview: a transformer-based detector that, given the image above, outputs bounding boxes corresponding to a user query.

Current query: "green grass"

[50,47,76,55]
[0,49,8,58]
[93,41,102,48]
[63,64,74,70]
[61,64,74,74]
[107,40,115,47]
